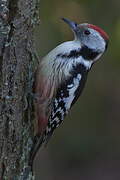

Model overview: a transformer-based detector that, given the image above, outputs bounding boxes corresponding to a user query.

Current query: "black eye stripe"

[84,30,90,35]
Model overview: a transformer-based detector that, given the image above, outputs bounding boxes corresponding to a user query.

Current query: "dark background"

[34,0,120,179]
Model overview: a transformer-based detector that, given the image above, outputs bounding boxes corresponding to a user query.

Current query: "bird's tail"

[29,134,44,167]
[29,130,54,169]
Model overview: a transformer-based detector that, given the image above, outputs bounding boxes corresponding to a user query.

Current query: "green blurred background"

[34,0,120,179]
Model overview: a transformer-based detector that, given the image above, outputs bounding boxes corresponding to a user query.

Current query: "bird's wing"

[44,69,88,144]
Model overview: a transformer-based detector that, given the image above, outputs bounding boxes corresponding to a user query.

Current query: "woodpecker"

[31,18,109,163]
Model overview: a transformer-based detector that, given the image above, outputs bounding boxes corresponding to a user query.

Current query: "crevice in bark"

[8,0,18,22]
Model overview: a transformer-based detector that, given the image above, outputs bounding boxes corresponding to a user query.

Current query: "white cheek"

[88,38,105,52]
[85,29,106,52]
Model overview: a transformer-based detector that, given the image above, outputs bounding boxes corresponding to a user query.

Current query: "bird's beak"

[61,18,78,32]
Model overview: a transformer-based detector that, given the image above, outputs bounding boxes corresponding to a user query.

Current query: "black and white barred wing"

[45,68,88,141]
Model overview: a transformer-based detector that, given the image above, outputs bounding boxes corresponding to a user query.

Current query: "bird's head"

[62,18,109,63]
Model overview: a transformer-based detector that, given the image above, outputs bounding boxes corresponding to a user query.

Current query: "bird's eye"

[84,30,90,35]
[74,22,77,27]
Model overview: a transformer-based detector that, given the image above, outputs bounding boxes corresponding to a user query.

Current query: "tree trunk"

[0,0,39,179]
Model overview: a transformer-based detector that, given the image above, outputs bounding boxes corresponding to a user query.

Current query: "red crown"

[88,24,109,40]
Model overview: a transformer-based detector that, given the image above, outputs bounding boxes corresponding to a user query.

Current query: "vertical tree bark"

[0,0,39,179]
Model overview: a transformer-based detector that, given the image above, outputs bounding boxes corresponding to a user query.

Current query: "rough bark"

[0,0,39,179]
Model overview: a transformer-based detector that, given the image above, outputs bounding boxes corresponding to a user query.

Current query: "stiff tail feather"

[29,134,44,167]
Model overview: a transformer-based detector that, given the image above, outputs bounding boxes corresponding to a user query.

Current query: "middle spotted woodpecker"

[30,18,109,163]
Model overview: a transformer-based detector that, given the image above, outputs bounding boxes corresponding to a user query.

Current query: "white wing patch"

[63,73,82,112]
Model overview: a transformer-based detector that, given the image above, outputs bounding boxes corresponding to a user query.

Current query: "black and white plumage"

[31,18,109,163]
[44,63,88,140]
